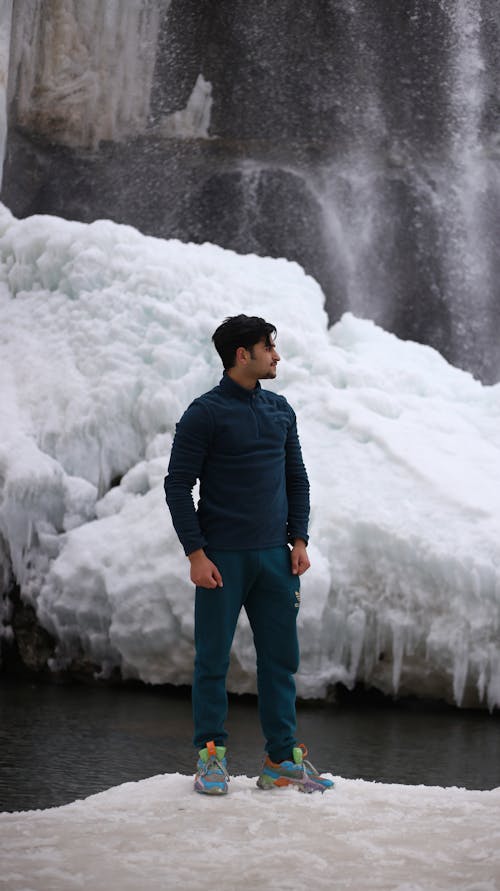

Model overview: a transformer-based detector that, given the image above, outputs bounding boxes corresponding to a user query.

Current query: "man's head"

[212,314,277,370]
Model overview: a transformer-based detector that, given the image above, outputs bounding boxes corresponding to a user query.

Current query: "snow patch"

[1,773,499,891]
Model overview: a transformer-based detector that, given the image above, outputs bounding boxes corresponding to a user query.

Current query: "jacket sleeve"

[285,405,310,545]
[164,401,212,556]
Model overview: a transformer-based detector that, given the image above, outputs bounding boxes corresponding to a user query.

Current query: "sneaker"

[256,744,334,793]
[194,740,230,795]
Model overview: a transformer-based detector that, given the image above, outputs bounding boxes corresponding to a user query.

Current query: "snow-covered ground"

[1,773,500,891]
[1,203,499,708]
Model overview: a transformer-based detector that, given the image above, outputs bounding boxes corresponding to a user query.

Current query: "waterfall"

[441,0,499,376]
[229,0,500,381]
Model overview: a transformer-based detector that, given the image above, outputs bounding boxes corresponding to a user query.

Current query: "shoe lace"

[302,758,320,777]
[297,744,320,778]
[201,755,230,782]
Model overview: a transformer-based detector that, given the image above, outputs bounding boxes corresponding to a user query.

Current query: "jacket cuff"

[288,532,309,547]
[183,536,208,556]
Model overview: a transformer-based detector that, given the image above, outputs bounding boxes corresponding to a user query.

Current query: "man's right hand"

[188,549,223,589]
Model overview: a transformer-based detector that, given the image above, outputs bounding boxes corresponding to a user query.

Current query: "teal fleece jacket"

[164,373,310,555]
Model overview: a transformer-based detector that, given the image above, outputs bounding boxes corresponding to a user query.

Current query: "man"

[164,314,333,794]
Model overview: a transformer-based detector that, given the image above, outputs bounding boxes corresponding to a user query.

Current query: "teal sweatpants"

[192,546,301,763]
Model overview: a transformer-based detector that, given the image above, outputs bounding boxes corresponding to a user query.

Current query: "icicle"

[0,0,13,187]
[346,608,366,682]
[452,634,469,706]
[391,620,407,694]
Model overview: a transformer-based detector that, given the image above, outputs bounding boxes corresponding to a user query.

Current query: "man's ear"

[235,346,249,365]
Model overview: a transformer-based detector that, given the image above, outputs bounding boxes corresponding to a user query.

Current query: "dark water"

[1,680,499,813]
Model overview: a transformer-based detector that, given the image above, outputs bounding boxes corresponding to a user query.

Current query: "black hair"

[212,314,277,370]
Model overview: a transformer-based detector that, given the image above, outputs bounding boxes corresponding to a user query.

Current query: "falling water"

[231,0,500,380]
[440,0,500,375]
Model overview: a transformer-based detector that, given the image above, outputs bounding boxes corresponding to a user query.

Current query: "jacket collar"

[220,372,261,402]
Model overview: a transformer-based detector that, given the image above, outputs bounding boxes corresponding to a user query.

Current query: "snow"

[1,772,499,891]
[0,203,500,708]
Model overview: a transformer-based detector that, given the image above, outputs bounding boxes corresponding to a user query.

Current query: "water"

[1,680,499,813]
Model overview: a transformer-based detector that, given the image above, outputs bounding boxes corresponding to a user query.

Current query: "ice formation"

[0,203,499,709]
[0,0,13,186]
[6,0,164,148]
[155,74,213,138]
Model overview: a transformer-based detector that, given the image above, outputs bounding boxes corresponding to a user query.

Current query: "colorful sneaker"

[257,744,334,793]
[194,740,230,795]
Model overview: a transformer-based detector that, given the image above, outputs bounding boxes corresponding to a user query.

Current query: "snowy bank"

[1,773,499,891]
[0,204,499,708]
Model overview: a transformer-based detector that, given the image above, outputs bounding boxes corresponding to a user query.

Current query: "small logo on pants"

[294,590,301,608]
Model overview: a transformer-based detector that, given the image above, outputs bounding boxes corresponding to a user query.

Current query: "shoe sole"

[256,775,332,793]
[194,777,229,795]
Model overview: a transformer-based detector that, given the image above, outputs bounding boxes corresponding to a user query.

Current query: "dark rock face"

[1,584,56,677]
[2,0,500,381]
[0,583,123,685]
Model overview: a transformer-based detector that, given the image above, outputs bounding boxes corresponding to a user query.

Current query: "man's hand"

[188,549,223,589]
[290,539,311,576]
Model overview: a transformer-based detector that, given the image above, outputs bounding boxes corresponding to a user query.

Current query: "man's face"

[247,336,280,379]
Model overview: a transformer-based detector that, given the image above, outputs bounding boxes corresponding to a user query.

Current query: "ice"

[1,773,499,891]
[155,73,213,138]
[0,0,13,186]
[6,0,163,148]
[0,203,499,709]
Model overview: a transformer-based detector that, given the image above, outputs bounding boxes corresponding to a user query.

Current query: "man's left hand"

[290,539,311,576]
